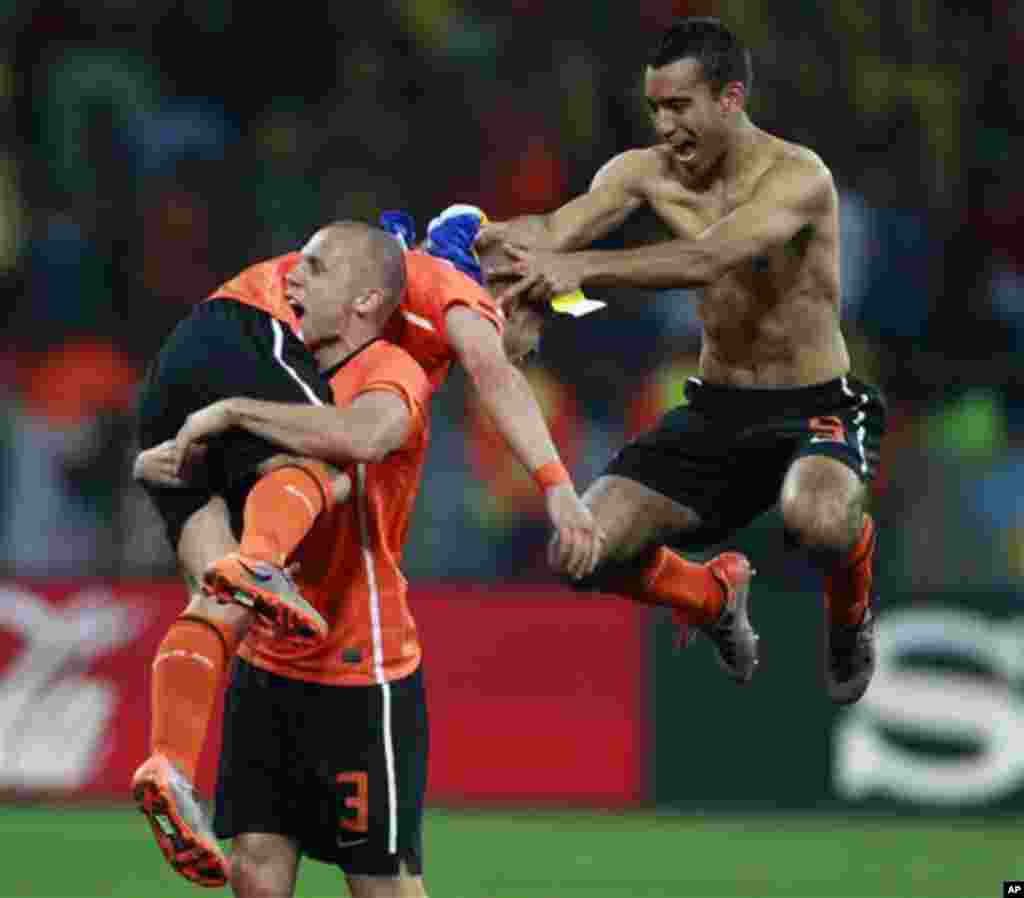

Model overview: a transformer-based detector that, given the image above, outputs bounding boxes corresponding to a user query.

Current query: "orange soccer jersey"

[208,253,303,337]
[384,249,504,392]
[207,246,501,374]
[238,339,432,687]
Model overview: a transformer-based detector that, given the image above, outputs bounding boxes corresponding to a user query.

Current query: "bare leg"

[779,455,865,567]
[780,454,878,704]
[177,495,254,639]
[568,475,758,682]
[230,832,301,898]
[581,474,702,567]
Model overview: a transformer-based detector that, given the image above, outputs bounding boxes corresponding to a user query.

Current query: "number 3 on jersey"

[336,771,369,837]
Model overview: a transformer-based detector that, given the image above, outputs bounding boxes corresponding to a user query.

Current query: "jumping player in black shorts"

[480,17,886,705]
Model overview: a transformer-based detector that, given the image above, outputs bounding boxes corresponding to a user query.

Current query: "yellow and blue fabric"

[380,205,606,317]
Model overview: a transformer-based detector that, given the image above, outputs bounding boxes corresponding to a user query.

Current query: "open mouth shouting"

[673,138,698,164]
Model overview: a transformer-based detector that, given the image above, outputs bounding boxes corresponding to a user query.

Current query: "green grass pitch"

[1,805,1019,897]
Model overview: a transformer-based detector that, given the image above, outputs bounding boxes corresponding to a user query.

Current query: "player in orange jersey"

[150,222,454,896]
[199,281,434,897]
[132,218,601,890]
[131,225,407,887]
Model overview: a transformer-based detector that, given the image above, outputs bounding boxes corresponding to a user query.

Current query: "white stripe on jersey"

[401,309,436,333]
[270,319,324,406]
[355,463,399,853]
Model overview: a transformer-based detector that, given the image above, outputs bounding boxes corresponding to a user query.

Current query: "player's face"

[645,58,741,179]
[286,231,357,349]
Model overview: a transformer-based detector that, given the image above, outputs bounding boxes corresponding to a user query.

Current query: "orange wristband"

[533,461,571,493]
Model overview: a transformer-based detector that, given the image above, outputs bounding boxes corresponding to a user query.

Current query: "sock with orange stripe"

[239,463,333,566]
[824,514,876,627]
[150,615,242,781]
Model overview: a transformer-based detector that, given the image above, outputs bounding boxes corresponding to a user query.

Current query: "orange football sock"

[239,465,329,566]
[150,616,241,782]
[639,547,725,625]
[824,514,876,627]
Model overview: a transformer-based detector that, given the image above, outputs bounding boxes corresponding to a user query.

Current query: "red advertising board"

[0,580,647,806]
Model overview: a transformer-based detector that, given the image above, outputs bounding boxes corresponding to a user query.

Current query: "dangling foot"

[132,754,229,888]
[695,552,759,684]
[824,605,877,705]
[203,552,327,646]
[823,516,878,704]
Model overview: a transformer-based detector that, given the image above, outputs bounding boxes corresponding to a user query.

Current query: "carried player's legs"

[133,298,346,884]
[133,497,243,887]
[567,473,759,683]
[780,454,877,704]
[133,464,353,887]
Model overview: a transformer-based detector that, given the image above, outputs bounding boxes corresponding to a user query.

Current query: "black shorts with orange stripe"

[604,375,887,547]
[136,298,333,549]
[214,658,429,877]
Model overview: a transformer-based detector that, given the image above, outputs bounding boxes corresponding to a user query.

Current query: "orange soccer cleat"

[132,754,229,888]
[203,552,328,646]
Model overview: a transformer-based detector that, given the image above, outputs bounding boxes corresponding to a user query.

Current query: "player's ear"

[357,288,389,322]
[718,81,745,114]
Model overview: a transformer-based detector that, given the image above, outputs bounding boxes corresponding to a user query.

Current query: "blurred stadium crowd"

[0,0,1020,596]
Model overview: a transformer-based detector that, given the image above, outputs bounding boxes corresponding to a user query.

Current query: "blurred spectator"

[1,338,138,574]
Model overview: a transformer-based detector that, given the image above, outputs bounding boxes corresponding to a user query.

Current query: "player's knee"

[230,838,296,898]
[780,492,861,563]
[228,856,278,898]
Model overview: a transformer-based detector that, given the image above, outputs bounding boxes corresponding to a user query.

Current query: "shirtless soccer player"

[480,17,886,704]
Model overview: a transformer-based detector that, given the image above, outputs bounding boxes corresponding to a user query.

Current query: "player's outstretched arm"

[495,156,834,303]
[476,151,647,254]
[174,393,412,469]
[446,304,603,579]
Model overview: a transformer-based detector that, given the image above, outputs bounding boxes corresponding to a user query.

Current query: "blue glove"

[424,204,488,286]
[379,211,417,250]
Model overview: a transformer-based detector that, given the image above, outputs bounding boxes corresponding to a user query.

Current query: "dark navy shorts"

[605,375,886,545]
[214,659,429,877]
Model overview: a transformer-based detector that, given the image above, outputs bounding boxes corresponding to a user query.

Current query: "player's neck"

[315,325,378,371]
[720,116,762,180]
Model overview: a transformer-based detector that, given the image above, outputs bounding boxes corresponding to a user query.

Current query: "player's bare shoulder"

[591,147,671,197]
[760,135,837,213]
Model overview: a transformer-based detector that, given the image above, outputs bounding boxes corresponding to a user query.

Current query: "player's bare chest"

[647,178,755,239]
